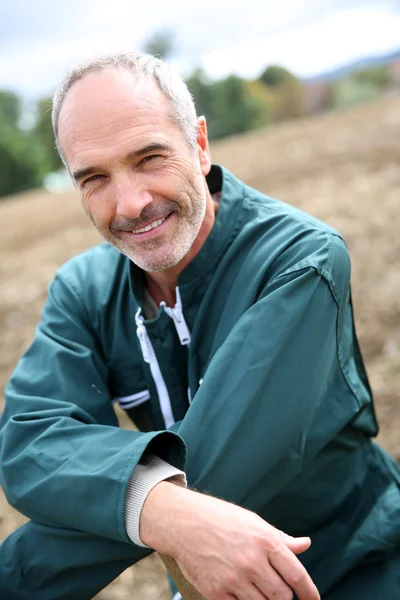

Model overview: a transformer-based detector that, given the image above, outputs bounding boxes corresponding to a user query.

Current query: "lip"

[121,212,175,242]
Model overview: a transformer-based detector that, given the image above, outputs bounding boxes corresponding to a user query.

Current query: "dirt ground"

[0,93,399,598]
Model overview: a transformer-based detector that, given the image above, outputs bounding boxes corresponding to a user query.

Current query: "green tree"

[0,129,47,198]
[142,30,176,59]
[258,65,305,122]
[271,78,305,121]
[0,90,20,128]
[0,90,48,198]
[187,71,267,140]
[185,68,215,121]
[209,75,266,139]
[32,97,62,172]
[259,65,294,88]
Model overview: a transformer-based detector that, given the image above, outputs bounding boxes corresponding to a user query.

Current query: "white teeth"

[132,217,166,234]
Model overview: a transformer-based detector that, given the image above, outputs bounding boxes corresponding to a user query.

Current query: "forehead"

[58,68,178,167]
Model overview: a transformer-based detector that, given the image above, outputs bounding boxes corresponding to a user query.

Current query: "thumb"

[280,532,312,554]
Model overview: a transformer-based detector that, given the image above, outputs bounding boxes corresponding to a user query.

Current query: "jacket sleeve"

[0,273,186,544]
[175,236,365,504]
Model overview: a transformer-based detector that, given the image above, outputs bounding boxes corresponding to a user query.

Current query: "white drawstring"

[114,389,150,410]
[135,308,175,428]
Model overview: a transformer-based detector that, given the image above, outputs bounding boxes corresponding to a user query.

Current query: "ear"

[196,116,212,176]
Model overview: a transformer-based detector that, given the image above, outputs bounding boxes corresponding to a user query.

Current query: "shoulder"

[56,243,123,286]
[238,183,351,301]
[50,243,129,308]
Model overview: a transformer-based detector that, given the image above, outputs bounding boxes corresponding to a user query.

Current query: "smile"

[125,212,175,241]
[132,217,167,234]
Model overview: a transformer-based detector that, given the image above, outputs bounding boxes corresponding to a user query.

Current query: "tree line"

[0,50,394,198]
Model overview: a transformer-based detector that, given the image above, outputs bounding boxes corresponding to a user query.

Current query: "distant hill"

[304,48,400,83]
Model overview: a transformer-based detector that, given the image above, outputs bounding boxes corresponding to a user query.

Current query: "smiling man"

[0,53,399,600]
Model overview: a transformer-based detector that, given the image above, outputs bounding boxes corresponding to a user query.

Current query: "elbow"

[0,445,22,512]
[0,418,35,514]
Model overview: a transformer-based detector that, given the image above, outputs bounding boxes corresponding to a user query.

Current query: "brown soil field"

[1,93,399,598]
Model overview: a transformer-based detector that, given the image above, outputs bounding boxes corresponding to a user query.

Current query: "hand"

[140,482,320,600]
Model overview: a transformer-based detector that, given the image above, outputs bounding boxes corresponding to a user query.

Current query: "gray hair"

[52,52,198,164]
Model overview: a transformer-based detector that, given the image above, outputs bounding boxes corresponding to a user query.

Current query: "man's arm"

[137,236,353,599]
[177,237,354,503]
[0,272,186,543]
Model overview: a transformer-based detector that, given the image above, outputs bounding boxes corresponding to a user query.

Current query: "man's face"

[58,68,211,272]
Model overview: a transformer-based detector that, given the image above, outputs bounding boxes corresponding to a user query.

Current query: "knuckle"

[207,582,225,599]
[293,568,307,584]
[224,572,240,590]
[288,568,305,586]
[209,572,239,596]
[260,534,279,552]
[237,554,257,575]
[268,542,286,558]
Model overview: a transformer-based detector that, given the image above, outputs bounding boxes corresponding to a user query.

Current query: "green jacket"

[1,165,399,599]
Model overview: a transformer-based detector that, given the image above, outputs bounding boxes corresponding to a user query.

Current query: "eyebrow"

[72,142,171,183]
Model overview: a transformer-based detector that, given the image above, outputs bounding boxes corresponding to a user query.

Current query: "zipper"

[162,286,191,346]
[135,308,175,428]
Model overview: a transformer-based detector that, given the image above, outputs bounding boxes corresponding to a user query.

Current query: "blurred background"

[1,1,400,598]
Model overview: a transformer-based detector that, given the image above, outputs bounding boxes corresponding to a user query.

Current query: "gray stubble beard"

[107,186,207,273]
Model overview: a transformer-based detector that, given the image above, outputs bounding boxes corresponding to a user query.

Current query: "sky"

[1,0,400,100]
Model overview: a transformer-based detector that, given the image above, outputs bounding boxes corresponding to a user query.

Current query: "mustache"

[110,200,179,233]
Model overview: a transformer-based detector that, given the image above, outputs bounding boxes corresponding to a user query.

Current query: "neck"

[146,193,218,307]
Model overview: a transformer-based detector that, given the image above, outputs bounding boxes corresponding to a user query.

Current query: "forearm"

[125,455,186,546]
[139,481,188,555]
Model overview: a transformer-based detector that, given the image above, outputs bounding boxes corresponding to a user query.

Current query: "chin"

[120,247,181,272]
[116,231,195,272]
[134,254,183,272]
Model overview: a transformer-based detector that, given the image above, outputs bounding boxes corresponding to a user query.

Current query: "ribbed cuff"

[125,454,186,547]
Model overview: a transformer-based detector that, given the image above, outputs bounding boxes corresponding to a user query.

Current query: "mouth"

[131,216,168,234]
[123,212,174,241]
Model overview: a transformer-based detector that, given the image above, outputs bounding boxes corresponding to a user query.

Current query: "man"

[0,52,399,600]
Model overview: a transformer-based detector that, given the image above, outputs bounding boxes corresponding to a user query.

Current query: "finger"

[233,585,269,600]
[270,544,320,600]
[280,532,311,555]
[253,564,293,600]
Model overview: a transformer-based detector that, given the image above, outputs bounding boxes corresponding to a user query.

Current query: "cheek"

[152,159,195,190]
[82,190,114,226]
[81,193,92,218]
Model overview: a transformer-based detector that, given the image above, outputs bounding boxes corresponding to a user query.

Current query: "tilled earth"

[0,93,399,599]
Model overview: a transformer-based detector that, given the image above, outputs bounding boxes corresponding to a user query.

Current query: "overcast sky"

[1,0,400,99]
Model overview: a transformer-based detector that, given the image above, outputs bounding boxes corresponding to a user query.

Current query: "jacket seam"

[268,240,365,412]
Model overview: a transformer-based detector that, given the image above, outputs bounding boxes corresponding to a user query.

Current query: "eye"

[82,174,104,186]
[140,154,162,165]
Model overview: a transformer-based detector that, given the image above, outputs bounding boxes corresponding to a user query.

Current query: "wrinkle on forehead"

[58,69,177,166]
[63,107,171,155]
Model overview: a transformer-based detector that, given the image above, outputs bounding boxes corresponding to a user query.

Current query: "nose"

[115,175,153,219]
